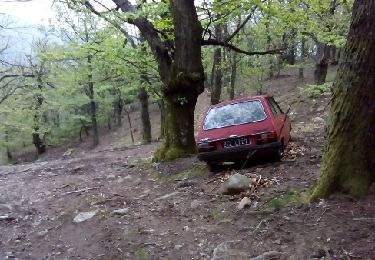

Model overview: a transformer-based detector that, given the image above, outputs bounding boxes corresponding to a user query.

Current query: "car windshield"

[203,100,267,130]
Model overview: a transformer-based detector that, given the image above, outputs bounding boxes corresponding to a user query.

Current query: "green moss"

[135,248,149,260]
[266,188,308,209]
[153,144,196,162]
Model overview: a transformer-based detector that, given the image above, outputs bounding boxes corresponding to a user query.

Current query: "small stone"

[111,208,129,216]
[274,239,281,245]
[0,215,15,221]
[73,210,98,223]
[250,251,282,260]
[37,230,48,237]
[190,200,201,209]
[175,244,183,250]
[107,174,116,180]
[154,191,180,201]
[237,197,252,210]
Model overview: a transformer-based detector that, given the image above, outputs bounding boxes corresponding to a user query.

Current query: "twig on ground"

[353,217,375,221]
[316,208,327,222]
[62,187,99,195]
[253,219,266,233]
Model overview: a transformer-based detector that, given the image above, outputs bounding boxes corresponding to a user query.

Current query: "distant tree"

[311,0,375,199]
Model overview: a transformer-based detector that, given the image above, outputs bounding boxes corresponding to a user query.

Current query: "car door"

[267,97,291,145]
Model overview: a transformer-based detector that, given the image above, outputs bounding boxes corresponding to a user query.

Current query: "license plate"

[223,137,249,148]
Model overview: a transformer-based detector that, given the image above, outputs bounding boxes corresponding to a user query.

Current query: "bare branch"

[202,39,284,56]
[0,73,34,82]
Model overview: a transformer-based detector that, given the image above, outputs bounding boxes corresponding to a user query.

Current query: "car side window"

[267,97,283,116]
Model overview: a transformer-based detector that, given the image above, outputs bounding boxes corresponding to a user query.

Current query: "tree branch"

[202,39,284,56]
[0,73,34,82]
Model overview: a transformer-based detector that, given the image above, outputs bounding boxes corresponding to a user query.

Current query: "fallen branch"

[316,208,327,222]
[353,217,375,221]
[62,187,99,195]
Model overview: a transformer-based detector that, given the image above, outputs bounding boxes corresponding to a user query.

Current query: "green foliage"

[301,82,332,98]
[267,188,306,209]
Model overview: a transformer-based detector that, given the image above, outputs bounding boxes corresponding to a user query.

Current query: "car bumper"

[197,142,281,162]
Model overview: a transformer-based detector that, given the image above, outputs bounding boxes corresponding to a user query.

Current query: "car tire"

[273,145,284,162]
[206,162,220,172]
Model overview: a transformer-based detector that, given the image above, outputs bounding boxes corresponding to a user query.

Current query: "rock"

[37,230,49,237]
[175,180,197,189]
[154,191,180,201]
[106,174,116,180]
[219,174,250,195]
[212,240,246,259]
[63,149,74,156]
[0,215,15,221]
[250,251,283,260]
[111,208,129,216]
[73,210,98,223]
[237,197,252,210]
[190,200,201,209]
[174,244,183,250]
[0,204,13,212]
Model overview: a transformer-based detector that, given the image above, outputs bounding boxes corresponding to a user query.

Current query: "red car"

[196,95,291,169]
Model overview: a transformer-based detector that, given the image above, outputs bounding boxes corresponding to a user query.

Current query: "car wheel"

[206,162,220,172]
[273,145,284,162]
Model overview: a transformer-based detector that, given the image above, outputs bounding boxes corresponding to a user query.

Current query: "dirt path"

[1,126,375,259]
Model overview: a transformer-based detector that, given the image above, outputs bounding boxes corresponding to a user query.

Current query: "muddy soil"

[1,67,375,260]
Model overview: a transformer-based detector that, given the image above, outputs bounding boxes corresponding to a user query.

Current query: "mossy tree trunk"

[311,0,375,199]
[153,0,205,161]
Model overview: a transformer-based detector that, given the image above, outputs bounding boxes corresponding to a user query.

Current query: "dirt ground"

[1,67,375,260]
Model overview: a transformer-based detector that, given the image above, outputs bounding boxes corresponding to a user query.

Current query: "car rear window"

[203,100,267,130]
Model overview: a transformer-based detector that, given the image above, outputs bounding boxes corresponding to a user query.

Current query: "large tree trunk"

[311,0,375,199]
[87,54,99,147]
[210,24,223,105]
[153,0,205,161]
[299,36,306,79]
[229,51,237,100]
[157,100,166,140]
[5,130,12,162]
[32,78,46,155]
[314,42,330,85]
[138,87,152,144]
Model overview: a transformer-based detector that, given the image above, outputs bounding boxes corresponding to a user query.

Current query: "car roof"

[208,95,271,109]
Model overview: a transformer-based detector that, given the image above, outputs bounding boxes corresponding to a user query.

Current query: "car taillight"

[197,142,215,152]
[256,131,277,144]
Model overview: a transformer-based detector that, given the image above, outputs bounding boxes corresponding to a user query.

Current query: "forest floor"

[1,67,375,260]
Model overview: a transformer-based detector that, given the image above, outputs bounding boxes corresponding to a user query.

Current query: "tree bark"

[314,42,330,85]
[311,0,375,199]
[210,24,223,105]
[32,77,46,156]
[87,54,99,147]
[5,130,12,162]
[138,86,152,144]
[155,100,165,140]
[299,37,306,79]
[229,51,237,100]
[153,0,205,161]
